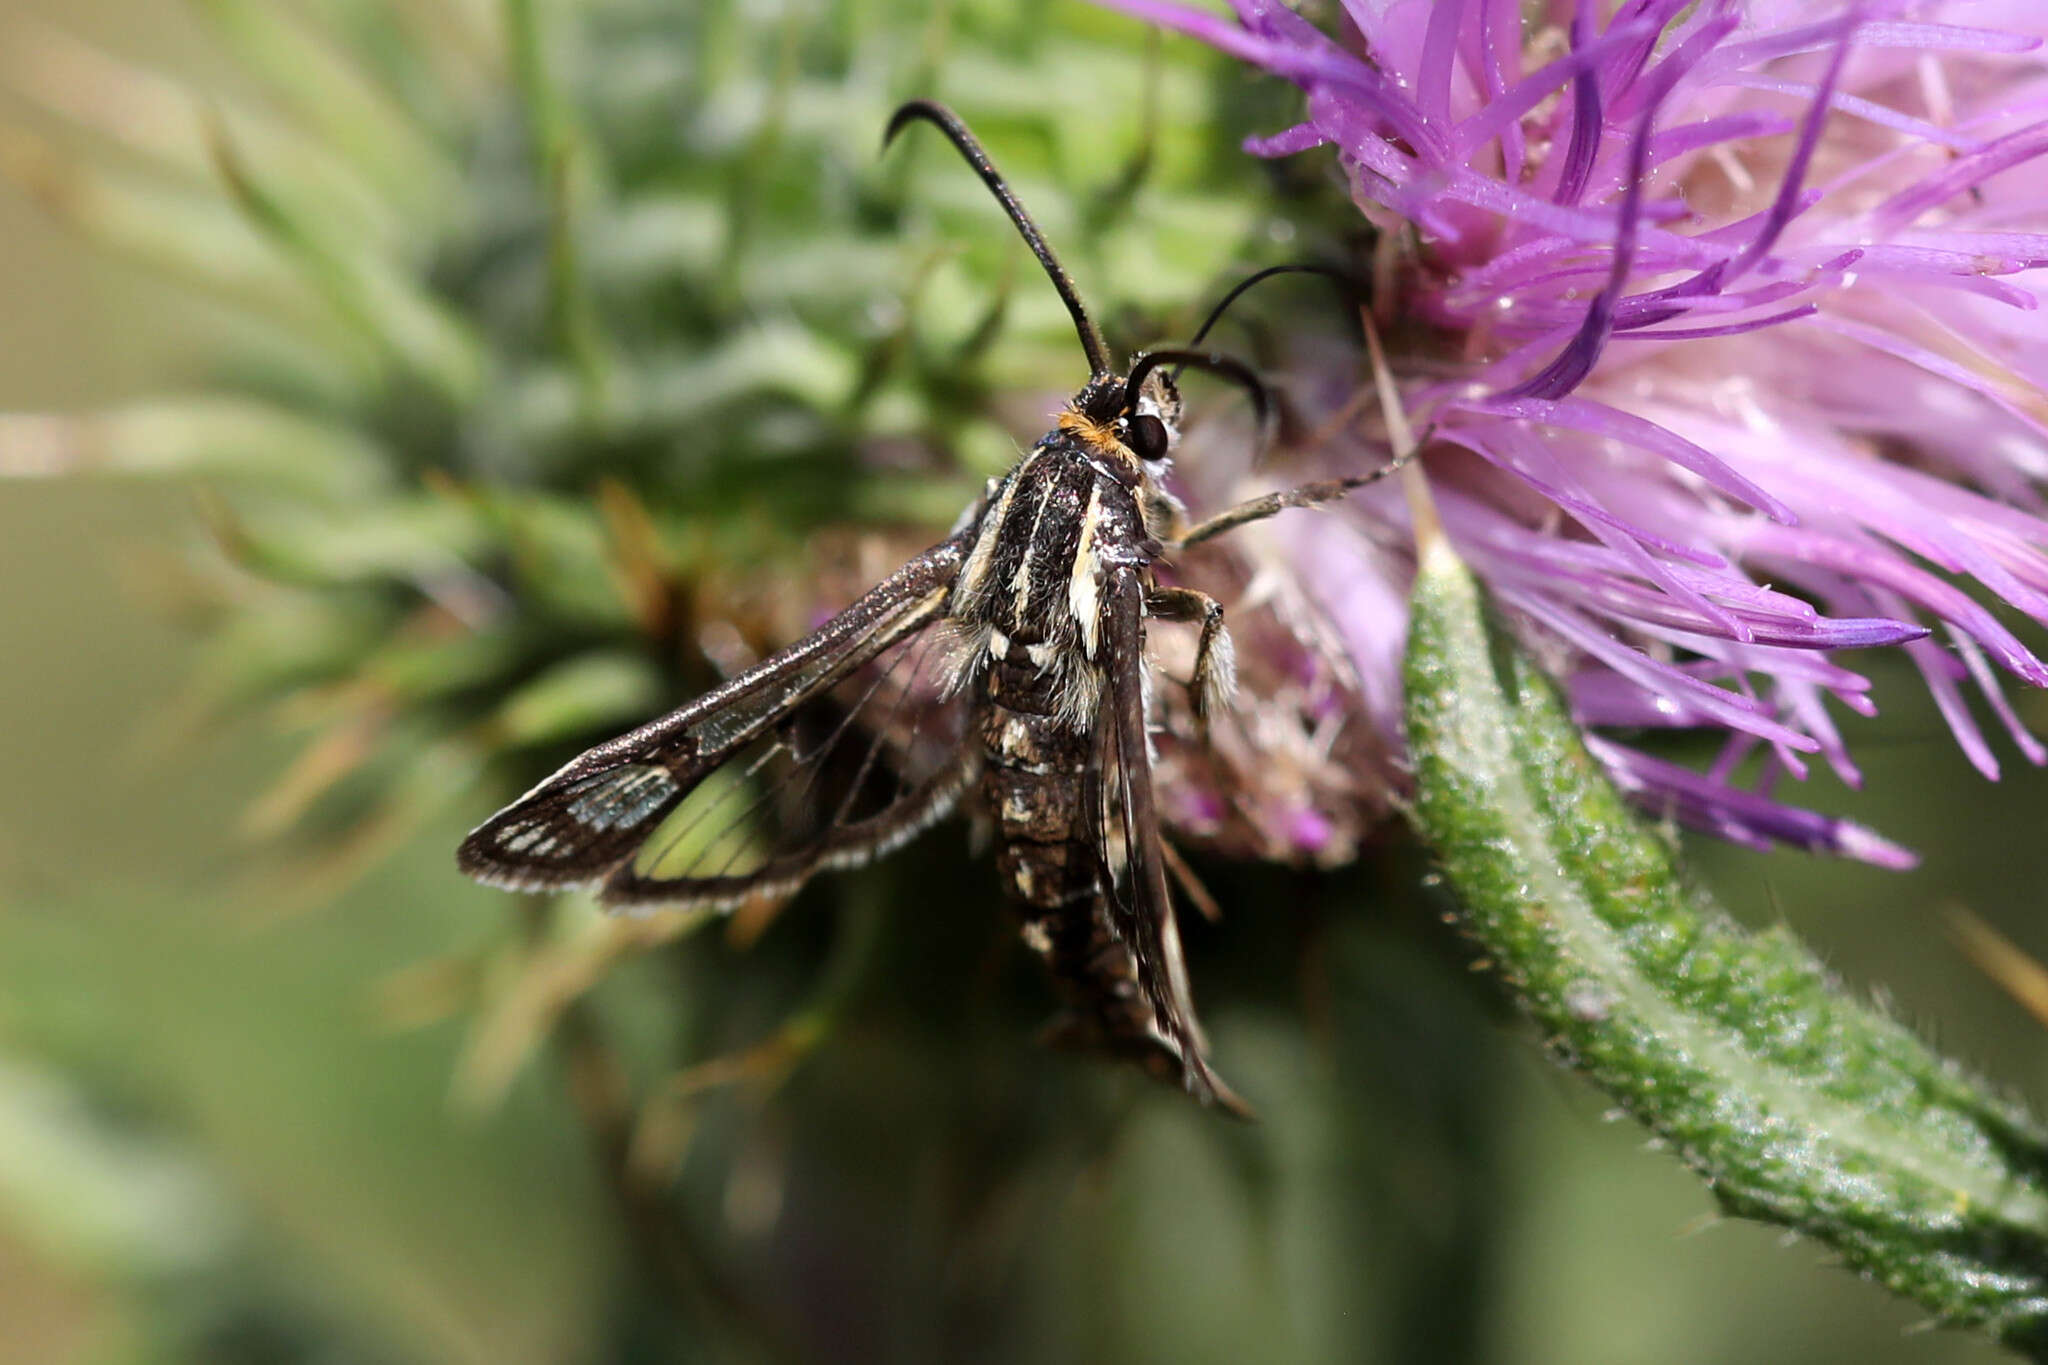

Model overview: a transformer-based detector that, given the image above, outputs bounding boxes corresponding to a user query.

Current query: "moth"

[458,101,1390,1113]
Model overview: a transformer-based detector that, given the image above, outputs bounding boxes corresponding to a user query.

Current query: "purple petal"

[1549,3,1607,208]
[1741,523,2048,687]
[1452,18,1658,159]
[1875,121,2048,230]
[1244,122,1330,157]
[1951,628,2048,766]
[1502,68,1664,398]
[1724,12,1860,278]
[1416,0,1467,128]
[1493,585,1823,751]
[1113,0,2048,868]
[1587,738,1919,868]
[1610,304,1822,340]
[1456,395,1799,524]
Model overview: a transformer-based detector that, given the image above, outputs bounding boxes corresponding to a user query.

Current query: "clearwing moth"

[459,101,1399,1112]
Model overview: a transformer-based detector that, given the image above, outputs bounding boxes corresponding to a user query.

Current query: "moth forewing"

[1100,566,1242,1110]
[455,534,972,900]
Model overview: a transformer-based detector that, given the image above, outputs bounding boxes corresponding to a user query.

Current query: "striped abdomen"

[975,659,1181,1081]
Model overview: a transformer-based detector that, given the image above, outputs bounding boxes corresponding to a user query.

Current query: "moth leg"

[1144,586,1235,725]
[1172,451,1415,551]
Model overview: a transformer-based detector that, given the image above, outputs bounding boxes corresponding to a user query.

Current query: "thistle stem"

[1402,546,2048,1353]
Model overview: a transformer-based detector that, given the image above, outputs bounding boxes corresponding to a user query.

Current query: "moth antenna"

[884,99,1111,377]
[1183,262,1364,351]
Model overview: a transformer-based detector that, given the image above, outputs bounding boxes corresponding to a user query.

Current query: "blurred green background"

[5,1,2048,1362]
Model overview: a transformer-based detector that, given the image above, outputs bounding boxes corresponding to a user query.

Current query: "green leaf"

[1401,538,2048,1352]
[189,0,461,214]
[0,123,331,317]
[209,119,485,405]
[214,496,491,588]
[0,399,391,498]
[490,652,665,747]
[0,1054,237,1280]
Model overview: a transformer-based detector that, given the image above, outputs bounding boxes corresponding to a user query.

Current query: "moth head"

[1063,370,1181,481]
[1117,364,1182,468]
[1115,348,1267,471]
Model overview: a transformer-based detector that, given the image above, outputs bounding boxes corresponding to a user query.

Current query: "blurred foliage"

[3,0,2047,1363]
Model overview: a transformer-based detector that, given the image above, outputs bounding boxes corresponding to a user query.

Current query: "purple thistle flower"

[1113,0,2048,866]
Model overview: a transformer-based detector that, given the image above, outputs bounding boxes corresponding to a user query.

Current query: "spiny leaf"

[5,25,401,248]
[187,0,461,212]
[452,899,712,1114]
[0,121,332,317]
[0,399,390,497]
[487,652,666,749]
[208,117,486,405]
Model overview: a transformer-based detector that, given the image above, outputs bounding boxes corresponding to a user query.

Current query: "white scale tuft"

[563,765,678,833]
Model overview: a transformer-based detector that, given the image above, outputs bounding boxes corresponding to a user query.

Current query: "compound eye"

[1124,413,1170,461]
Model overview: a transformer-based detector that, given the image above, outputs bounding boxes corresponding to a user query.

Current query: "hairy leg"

[1145,585,1235,724]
